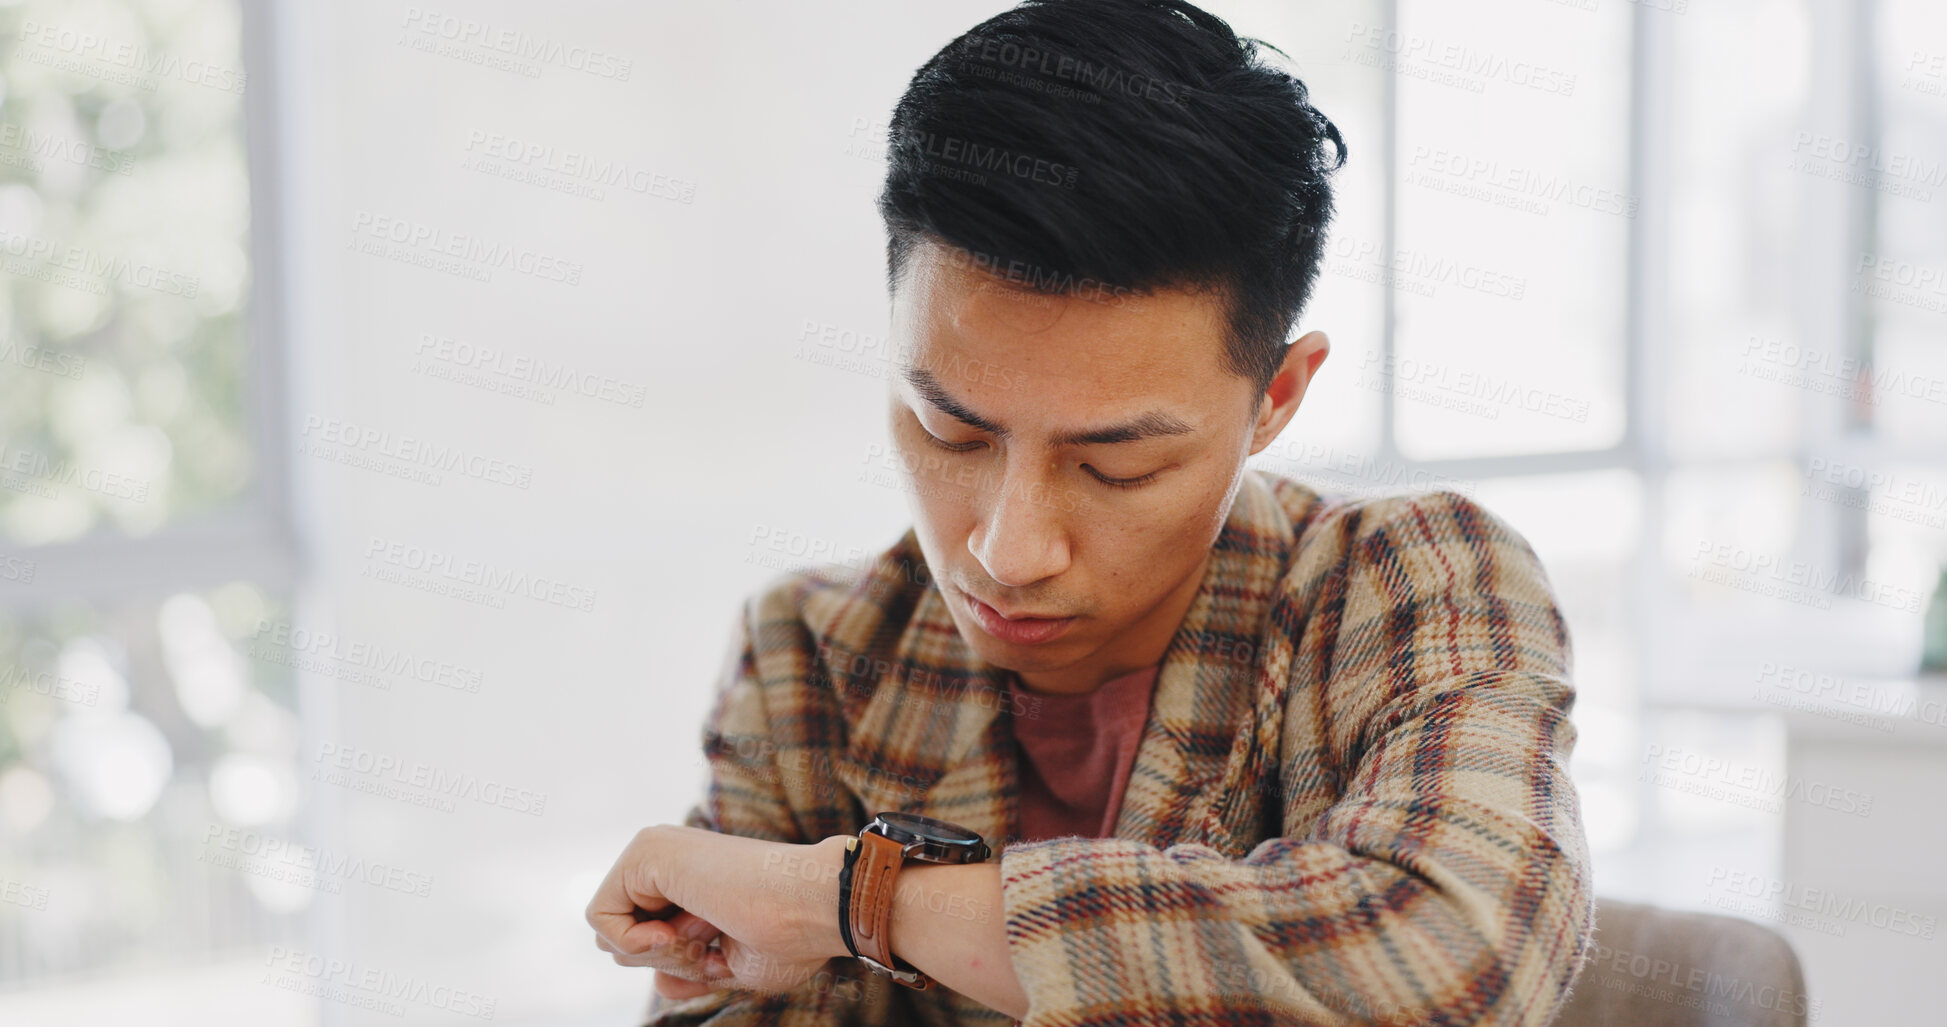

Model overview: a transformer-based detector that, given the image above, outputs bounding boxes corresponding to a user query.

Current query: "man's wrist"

[808,835,854,961]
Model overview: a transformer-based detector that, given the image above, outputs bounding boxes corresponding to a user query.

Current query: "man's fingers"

[585,832,676,946]
[596,923,735,978]
[588,892,666,946]
[602,937,702,972]
[591,914,673,954]
[663,910,722,945]
[593,899,704,956]
[617,917,689,954]
[617,912,728,957]
[589,895,676,940]
[704,947,732,980]
[654,970,720,1001]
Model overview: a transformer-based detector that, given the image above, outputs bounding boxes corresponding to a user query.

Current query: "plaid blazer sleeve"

[996,490,1594,1026]
[643,587,895,1027]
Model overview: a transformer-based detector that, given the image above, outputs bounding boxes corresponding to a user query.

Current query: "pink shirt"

[1007,663,1161,843]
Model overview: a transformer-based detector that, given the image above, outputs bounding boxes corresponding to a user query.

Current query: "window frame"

[0,0,300,613]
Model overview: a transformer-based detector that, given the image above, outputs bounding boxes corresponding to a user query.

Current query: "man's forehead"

[899,264,1223,367]
[897,251,1093,340]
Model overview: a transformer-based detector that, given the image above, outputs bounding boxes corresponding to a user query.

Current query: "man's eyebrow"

[902,365,1196,446]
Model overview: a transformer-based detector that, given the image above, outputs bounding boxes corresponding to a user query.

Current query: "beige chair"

[1553,898,1810,1027]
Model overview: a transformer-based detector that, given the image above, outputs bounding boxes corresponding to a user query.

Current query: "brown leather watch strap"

[847,829,932,989]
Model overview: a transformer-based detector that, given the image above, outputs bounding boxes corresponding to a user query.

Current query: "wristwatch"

[838,811,991,989]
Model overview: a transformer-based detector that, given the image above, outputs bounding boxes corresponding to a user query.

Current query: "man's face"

[885,240,1309,692]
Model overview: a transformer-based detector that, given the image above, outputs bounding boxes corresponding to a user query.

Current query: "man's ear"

[1249,330,1329,455]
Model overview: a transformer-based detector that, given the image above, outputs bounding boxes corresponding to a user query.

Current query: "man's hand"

[651,967,721,1003]
[586,825,852,996]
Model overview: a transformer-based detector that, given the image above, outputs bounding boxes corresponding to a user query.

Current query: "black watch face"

[877,810,981,844]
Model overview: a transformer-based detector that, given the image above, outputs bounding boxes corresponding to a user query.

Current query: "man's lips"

[966,593,1069,621]
[960,591,1077,645]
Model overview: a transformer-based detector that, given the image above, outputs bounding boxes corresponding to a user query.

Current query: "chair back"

[1553,897,1809,1027]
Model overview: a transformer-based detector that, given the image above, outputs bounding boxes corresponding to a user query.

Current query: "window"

[0,0,303,1007]
[1240,0,1946,907]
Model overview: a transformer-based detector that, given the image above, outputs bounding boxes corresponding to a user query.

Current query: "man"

[587,1,1593,1024]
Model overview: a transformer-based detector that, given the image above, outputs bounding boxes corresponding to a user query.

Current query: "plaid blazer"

[647,468,1593,1026]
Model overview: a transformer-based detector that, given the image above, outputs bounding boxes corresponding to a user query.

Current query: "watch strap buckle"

[857,953,934,989]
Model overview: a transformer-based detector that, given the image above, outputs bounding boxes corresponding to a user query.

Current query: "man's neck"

[1011,546,1214,696]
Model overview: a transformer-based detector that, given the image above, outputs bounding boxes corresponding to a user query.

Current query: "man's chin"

[960,631,1086,675]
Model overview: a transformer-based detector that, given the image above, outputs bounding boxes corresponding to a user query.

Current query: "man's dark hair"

[877,0,1347,396]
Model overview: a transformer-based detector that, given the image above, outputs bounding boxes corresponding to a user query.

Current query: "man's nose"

[968,460,1072,588]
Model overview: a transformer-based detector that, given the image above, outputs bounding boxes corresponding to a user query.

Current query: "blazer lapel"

[1111,469,1297,856]
[836,576,1017,849]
